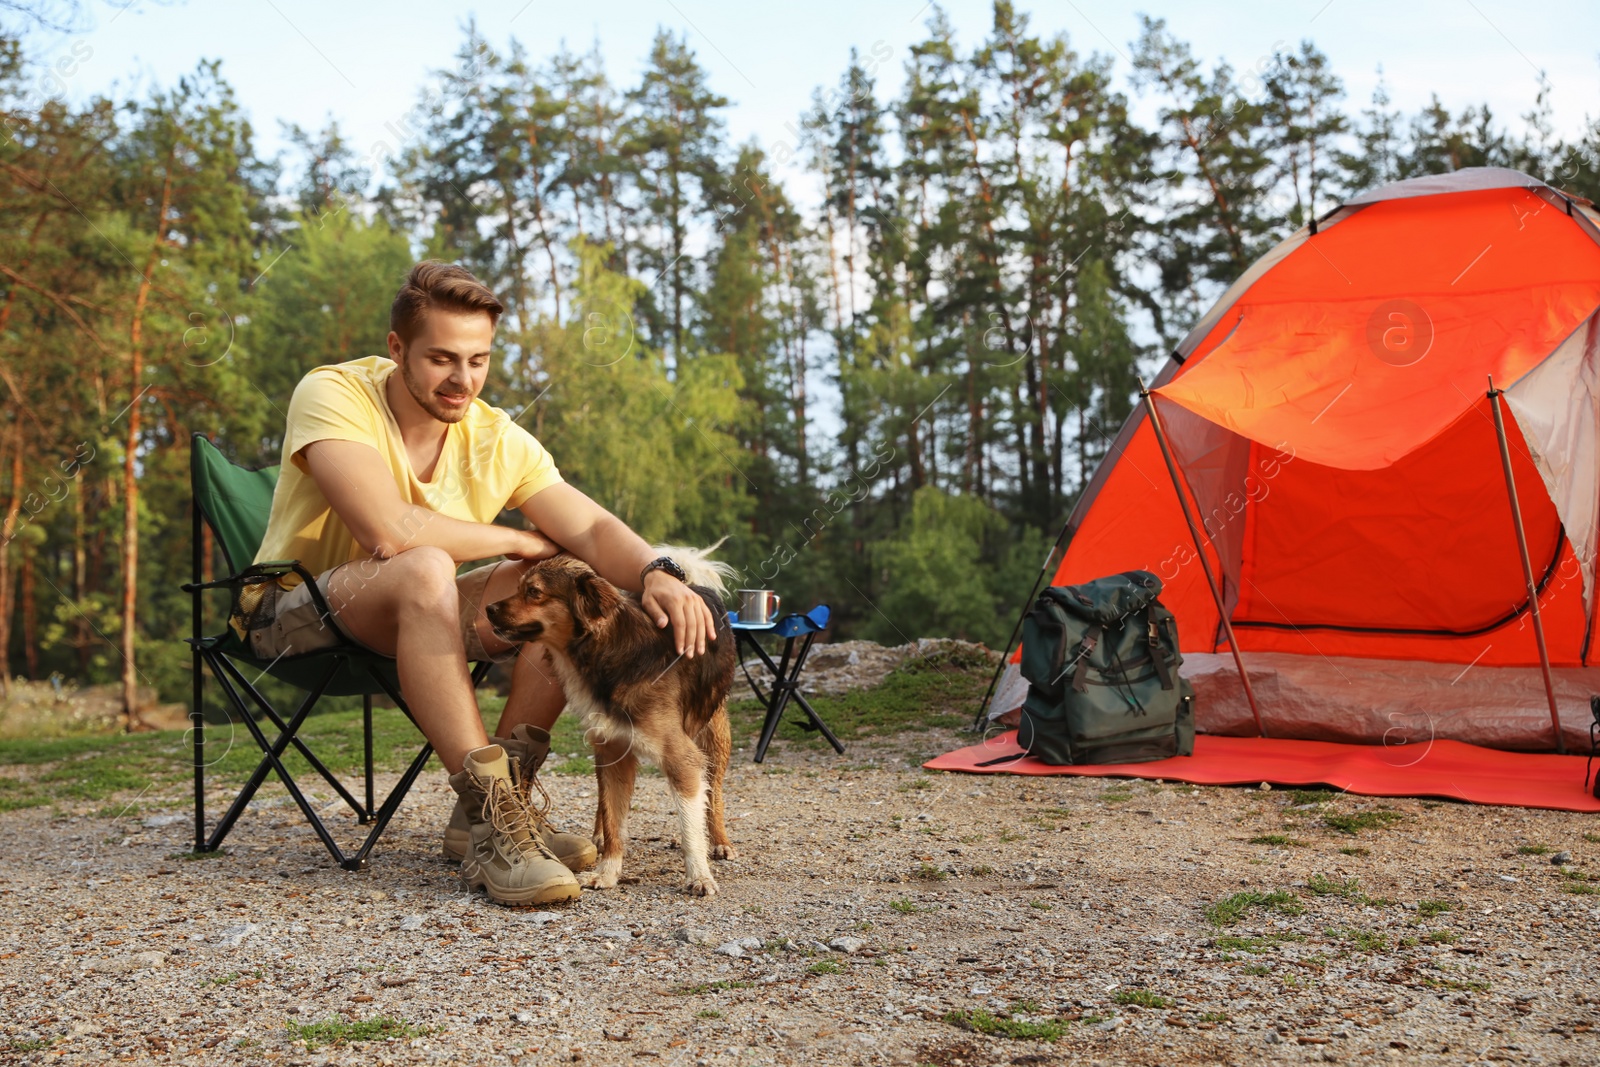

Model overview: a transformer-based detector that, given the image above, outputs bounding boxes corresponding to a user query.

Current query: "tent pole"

[1487,377,1567,754]
[970,526,1070,732]
[1140,382,1267,738]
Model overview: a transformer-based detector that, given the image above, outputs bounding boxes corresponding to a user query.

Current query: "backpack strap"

[1148,616,1175,691]
[1069,626,1102,693]
[975,752,1029,767]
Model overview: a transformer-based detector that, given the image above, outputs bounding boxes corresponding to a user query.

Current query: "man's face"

[387,308,494,424]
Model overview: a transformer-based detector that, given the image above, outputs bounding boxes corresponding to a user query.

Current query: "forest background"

[3,0,1599,719]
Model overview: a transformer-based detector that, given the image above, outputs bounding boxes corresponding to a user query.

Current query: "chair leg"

[362,693,375,824]
[344,739,436,871]
[205,652,351,865]
[217,655,368,819]
[191,643,206,854]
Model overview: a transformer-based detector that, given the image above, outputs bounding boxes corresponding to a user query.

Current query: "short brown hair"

[390,260,505,346]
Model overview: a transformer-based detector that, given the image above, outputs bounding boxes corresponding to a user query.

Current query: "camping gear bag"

[1017,570,1194,765]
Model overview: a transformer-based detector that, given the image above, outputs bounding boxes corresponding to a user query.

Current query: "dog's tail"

[652,538,736,597]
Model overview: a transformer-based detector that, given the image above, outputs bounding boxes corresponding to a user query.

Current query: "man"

[246,260,716,906]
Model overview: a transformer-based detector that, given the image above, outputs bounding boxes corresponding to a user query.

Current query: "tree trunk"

[120,170,173,732]
[74,468,88,673]
[0,420,23,703]
[20,537,36,678]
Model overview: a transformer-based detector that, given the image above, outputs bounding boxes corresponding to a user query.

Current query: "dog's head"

[484,555,624,650]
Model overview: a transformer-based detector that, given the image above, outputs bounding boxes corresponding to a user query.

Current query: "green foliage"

[1307,874,1367,900]
[1323,810,1404,835]
[286,1017,427,1049]
[1205,890,1304,927]
[1112,989,1172,1008]
[866,487,1013,645]
[943,1009,1070,1042]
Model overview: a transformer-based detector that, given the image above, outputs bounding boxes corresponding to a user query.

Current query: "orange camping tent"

[983,168,1600,752]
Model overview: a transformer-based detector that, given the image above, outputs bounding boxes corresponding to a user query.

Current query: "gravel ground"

[3,724,1600,1067]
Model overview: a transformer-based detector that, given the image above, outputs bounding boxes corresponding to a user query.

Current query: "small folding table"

[729,604,845,763]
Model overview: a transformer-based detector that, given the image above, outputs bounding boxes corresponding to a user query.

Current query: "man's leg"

[450,558,594,871]
[320,547,486,774]
[457,557,567,736]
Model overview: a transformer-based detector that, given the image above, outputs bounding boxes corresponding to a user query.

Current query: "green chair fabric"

[191,434,279,573]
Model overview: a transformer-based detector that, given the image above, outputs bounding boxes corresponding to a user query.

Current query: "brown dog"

[484,552,738,897]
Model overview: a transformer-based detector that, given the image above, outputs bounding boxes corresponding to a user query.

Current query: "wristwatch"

[641,556,687,585]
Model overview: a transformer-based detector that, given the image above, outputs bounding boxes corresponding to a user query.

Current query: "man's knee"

[390,546,460,611]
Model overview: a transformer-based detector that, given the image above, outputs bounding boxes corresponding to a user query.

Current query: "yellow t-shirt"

[252,355,563,587]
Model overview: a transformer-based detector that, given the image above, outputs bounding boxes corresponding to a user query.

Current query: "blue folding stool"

[728,605,845,763]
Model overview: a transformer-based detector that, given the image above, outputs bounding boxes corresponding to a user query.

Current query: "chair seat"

[196,629,405,699]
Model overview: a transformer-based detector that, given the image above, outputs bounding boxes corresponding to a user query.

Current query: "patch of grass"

[1307,873,1368,900]
[1288,788,1336,806]
[1205,890,1304,927]
[696,1009,723,1019]
[1249,834,1306,847]
[1338,846,1370,857]
[168,848,229,862]
[1099,789,1133,803]
[1560,869,1600,895]
[1425,930,1458,945]
[1011,999,1044,1014]
[1327,927,1389,953]
[726,649,988,745]
[1029,899,1052,911]
[286,1017,426,1050]
[1417,899,1452,918]
[1198,1011,1229,1023]
[5,1039,54,1052]
[1322,809,1404,835]
[670,980,755,996]
[911,863,948,882]
[968,864,994,877]
[1584,832,1600,845]
[0,695,506,810]
[807,960,843,976]
[889,899,928,915]
[897,777,933,793]
[1112,989,1172,1009]
[1213,933,1303,955]
[1517,844,1551,855]
[943,1010,1068,1042]
[1241,964,1273,976]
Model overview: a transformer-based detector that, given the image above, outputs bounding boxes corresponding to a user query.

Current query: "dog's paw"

[711,843,738,860]
[685,875,719,898]
[579,869,619,890]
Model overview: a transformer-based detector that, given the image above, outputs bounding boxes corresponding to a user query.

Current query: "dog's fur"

[484,546,738,897]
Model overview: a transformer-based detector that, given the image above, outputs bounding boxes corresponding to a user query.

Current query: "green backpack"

[1016,570,1195,765]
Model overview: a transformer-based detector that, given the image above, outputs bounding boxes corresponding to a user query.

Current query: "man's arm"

[517,481,716,657]
[303,439,557,563]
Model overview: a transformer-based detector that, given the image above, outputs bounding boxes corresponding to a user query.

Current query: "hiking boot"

[442,724,597,872]
[451,744,580,906]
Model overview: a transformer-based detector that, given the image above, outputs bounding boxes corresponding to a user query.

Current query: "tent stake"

[1487,377,1567,754]
[1140,382,1267,737]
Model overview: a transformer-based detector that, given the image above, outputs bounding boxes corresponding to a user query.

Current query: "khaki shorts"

[245,559,519,665]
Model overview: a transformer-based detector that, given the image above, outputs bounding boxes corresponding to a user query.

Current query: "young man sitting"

[245,261,716,905]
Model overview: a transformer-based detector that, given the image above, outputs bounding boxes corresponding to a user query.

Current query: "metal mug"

[737,589,781,625]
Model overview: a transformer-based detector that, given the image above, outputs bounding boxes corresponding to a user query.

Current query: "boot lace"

[477,774,551,861]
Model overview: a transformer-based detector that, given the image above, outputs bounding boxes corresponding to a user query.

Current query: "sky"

[14,0,1600,208]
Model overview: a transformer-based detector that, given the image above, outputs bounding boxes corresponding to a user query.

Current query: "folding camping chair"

[183,432,492,871]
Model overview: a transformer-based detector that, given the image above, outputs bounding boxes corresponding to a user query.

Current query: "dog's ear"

[571,569,623,628]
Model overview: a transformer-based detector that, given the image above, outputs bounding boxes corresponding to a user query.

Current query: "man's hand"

[504,529,562,561]
[643,570,716,658]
